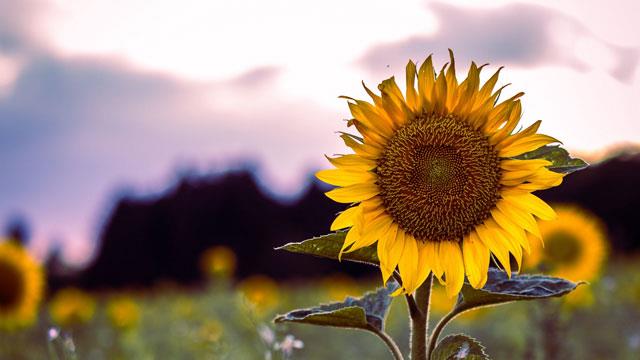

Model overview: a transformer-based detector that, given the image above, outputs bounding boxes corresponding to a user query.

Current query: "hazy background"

[1,0,639,268]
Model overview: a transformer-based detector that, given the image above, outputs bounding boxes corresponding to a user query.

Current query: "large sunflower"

[524,205,607,282]
[317,51,564,297]
[0,241,44,330]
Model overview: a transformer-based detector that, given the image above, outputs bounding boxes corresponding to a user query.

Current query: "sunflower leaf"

[275,231,379,267]
[273,281,397,331]
[516,145,588,174]
[455,269,583,312]
[431,334,490,360]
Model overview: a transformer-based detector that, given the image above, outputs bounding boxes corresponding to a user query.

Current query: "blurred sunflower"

[0,241,44,331]
[49,288,96,327]
[317,51,564,297]
[237,275,279,315]
[200,246,237,278]
[106,296,141,331]
[320,274,360,301]
[525,205,606,307]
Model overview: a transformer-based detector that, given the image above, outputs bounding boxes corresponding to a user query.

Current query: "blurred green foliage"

[1,258,639,359]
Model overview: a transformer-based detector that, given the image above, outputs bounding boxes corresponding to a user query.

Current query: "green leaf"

[274,281,397,331]
[275,231,379,267]
[431,334,489,360]
[516,145,588,174]
[456,269,584,312]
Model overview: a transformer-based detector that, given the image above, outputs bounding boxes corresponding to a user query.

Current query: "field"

[2,259,639,360]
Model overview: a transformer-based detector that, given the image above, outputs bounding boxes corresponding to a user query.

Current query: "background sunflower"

[0,241,44,331]
[524,204,607,282]
[49,287,97,328]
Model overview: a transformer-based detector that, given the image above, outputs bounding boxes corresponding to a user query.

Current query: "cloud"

[359,2,638,83]
[0,3,336,264]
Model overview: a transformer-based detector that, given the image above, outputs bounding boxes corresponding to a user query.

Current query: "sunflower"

[0,241,44,330]
[200,246,237,279]
[49,288,96,327]
[106,296,141,331]
[317,51,564,297]
[524,205,607,283]
[237,275,279,315]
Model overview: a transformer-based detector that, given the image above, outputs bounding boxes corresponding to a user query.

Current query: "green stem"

[410,273,433,360]
[426,309,458,358]
[369,326,405,360]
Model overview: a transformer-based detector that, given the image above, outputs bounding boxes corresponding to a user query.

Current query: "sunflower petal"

[325,183,379,203]
[503,193,557,221]
[463,233,490,288]
[330,205,361,231]
[398,234,419,293]
[325,154,376,171]
[316,168,375,187]
[499,134,561,158]
[405,60,419,111]
[440,241,465,298]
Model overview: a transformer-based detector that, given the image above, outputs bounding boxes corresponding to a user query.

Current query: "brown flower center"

[0,259,25,311]
[543,231,583,265]
[376,113,502,242]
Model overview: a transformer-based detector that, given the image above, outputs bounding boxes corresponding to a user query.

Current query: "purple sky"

[1,0,639,265]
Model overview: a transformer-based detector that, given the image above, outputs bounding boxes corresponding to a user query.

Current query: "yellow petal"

[340,133,381,159]
[316,168,375,187]
[325,183,379,203]
[423,241,444,279]
[348,215,392,251]
[347,100,395,137]
[417,55,435,106]
[405,60,419,111]
[440,241,464,298]
[495,199,541,239]
[325,154,376,171]
[398,234,419,293]
[462,233,490,289]
[486,219,522,271]
[503,193,557,221]
[432,67,448,114]
[378,224,404,283]
[378,77,409,127]
[475,224,511,275]
[491,207,530,254]
[415,241,434,289]
[498,134,561,158]
[500,159,552,171]
[330,205,361,231]
[362,81,383,108]
[475,66,503,107]
[340,225,361,258]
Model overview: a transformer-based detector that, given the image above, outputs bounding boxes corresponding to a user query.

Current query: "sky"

[0,0,639,265]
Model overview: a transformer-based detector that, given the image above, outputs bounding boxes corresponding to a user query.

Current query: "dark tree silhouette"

[76,153,640,290]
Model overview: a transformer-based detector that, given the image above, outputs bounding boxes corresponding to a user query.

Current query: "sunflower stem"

[426,309,458,358]
[369,326,405,360]
[410,273,433,360]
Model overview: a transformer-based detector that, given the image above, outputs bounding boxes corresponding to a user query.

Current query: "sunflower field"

[0,257,639,359]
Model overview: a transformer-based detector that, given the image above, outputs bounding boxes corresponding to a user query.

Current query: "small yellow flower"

[200,246,237,278]
[238,275,279,315]
[49,288,96,327]
[197,319,224,343]
[317,51,565,297]
[106,296,141,331]
[0,241,44,331]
